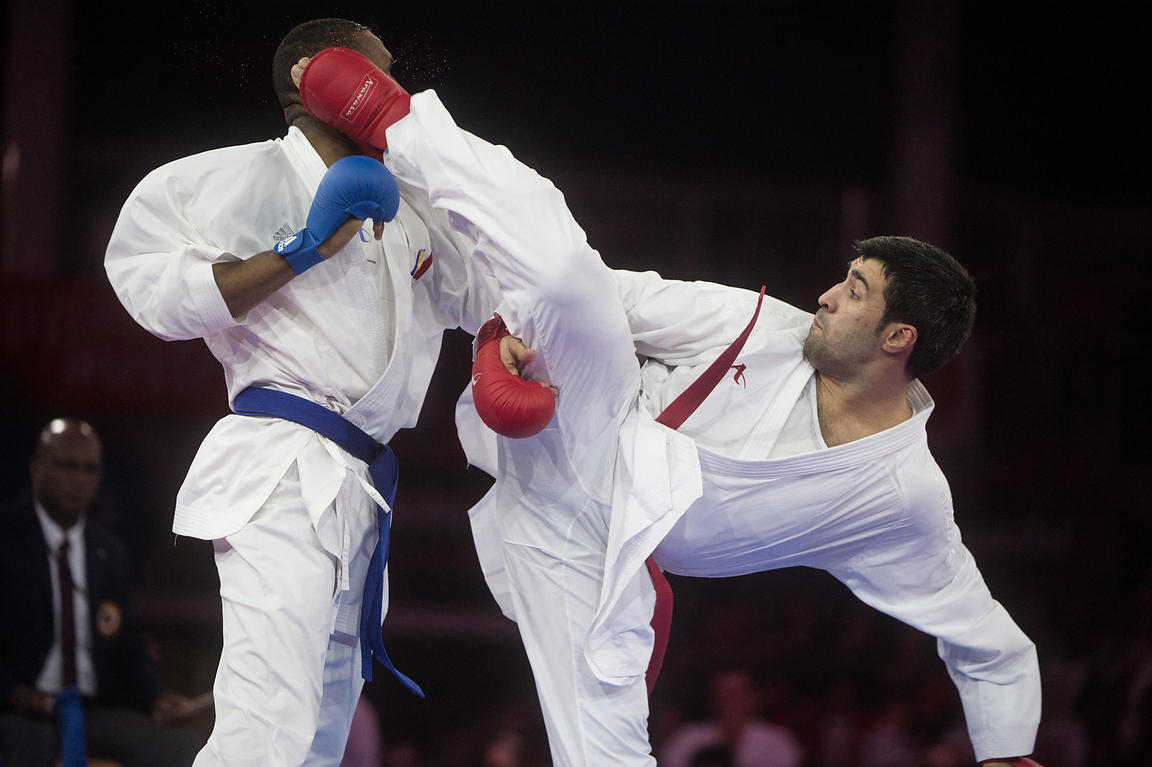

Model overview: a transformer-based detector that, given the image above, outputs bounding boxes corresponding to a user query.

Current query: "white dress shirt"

[33,505,96,696]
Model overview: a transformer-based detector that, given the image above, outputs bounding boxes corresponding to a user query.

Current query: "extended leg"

[387,91,642,480]
[387,93,656,766]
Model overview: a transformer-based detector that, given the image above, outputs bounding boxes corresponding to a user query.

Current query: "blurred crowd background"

[1,1,1147,765]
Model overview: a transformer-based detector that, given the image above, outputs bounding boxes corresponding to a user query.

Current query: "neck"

[285,107,362,167]
[814,371,912,447]
[39,503,81,532]
[717,715,750,750]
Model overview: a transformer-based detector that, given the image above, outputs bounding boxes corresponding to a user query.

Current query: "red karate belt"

[644,287,766,693]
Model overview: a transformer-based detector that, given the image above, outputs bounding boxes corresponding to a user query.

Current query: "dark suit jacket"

[0,494,160,714]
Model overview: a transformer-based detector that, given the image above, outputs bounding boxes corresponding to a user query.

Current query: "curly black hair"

[855,236,977,379]
[272,18,376,109]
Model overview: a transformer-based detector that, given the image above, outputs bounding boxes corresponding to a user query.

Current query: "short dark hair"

[854,236,976,379]
[272,18,376,109]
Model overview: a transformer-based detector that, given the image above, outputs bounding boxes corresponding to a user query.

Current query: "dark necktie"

[57,539,77,689]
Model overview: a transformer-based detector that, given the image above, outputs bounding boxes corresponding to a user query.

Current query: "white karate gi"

[105,127,499,766]
[386,91,1040,766]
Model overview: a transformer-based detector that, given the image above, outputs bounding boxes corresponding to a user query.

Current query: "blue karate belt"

[232,386,424,697]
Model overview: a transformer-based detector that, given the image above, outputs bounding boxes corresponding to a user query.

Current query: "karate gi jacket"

[106,127,500,541]
[461,273,1041,762]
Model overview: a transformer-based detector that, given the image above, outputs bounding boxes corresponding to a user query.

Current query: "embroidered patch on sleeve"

[410,248,433,280]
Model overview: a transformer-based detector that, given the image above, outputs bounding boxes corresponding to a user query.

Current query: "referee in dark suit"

[0,418,202,767]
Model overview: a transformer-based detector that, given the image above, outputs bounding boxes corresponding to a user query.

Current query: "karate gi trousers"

[194,454,379,767]
[388,93,659,767]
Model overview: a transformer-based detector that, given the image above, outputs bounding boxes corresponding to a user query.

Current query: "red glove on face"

[299,46,411,152]
[472,316,556,438]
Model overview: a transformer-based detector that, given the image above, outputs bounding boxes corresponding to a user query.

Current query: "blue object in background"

[55,687,87,767]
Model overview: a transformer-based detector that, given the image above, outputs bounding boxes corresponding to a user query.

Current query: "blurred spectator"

[814,681,866,767]
[1031,655,1088,767]
[483,730,523,767]
[341,693,384,767]
[660,666,802,767]
[382,739,422,767]
[856,699,918,767]
[0,418,203,766]
[922,738,968,767]
[478,699,550,767]
[690,744,735,767]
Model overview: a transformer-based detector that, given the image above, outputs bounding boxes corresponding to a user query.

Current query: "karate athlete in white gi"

[104,20,499,767]
[294,48,1043,767]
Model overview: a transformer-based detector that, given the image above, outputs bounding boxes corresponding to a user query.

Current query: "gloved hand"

[299,46,411,152]
[274,155,400,274]
[472,315,556,438]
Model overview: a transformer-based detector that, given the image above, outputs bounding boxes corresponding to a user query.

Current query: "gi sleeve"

[397,179,502,334]
[828,486,1041,762]
[611,269,811,366]
[104,164,237,342]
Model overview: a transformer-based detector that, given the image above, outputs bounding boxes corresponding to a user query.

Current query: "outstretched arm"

[831,538,1041,764]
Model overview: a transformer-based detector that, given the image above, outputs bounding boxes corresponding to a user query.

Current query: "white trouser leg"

[390,92,653,766]
[300,635,364,766]
[501,495,654,767]
[195,464,341,767]
[302,484,379,767]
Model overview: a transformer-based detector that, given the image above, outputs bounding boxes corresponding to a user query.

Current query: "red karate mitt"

[299,47,411,152]
[472,316,556,438]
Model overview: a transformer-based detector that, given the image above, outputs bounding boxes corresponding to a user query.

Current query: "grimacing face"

[802,257,890,378]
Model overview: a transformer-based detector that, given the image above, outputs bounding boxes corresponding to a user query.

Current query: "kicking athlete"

[295,48,1043,767]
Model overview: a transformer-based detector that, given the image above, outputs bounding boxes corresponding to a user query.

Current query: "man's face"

[803,257,890,378]
[350,30,396,79]
[30,426,103,528]
[709,671,761,720]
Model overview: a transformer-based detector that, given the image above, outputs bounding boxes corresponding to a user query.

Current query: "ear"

[881,322,916,355]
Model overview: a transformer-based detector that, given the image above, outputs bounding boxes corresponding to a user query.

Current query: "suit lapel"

[85,527,111,634]
[14,500,56,640]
